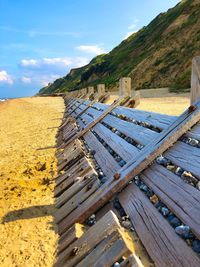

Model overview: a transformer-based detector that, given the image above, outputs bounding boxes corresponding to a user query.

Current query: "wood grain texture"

[84,131,120,178]
[164,141,200,179]
[56,102,200,232]
[103,114,158,146]
[119,183,200,267]
[56,211,121,267]
[93,123,139,162]
[141,164,200,239]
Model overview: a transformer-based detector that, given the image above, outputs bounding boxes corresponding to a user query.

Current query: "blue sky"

[0,0,180,98]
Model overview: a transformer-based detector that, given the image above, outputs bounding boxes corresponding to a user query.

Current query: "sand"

[0,97,64,267]
[107,93,190,116]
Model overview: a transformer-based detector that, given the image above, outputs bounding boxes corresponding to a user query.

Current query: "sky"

[0,0,180,98]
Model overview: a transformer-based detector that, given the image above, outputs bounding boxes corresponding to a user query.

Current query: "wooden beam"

[55,211,121,267]
[58,101,200,233]
[63,97,129,148]
[191,56,200,105]
[119,183,200,267]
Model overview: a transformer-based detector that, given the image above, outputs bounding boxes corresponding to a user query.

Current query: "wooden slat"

[55,156,92,186]
[84,131,120,178]
[58,223,85,254]
[119,183,200,267]
[93,123,139,162]
[55,161,93,197]
[56,211,121,267]
[185,122,200,140]
[92,102,176,130]
[103,114,158,146]
[113,106,176,130]
[93,238,132,267]
[56,176,100,224]
[76,231,119,267]
[63,97,126,148]
[57,102,200,232]
[164,141,200,179]
[56,175,96,208]
[141,164,200,239]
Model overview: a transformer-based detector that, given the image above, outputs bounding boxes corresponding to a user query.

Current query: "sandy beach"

[0,97,64,267]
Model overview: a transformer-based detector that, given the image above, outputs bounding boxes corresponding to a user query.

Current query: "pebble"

[139,183,148,193]
[192,239,200,253]
[161,207,170,216]
[167,215,181,227]
[118,160,126,167]
[156,156,169,167]
[188,138,199,147]
[196,181,200,190]
[166,165,176,172]
[121,220,132,230]
[113,262,120,267]
[86,214,96,226]
[181,171,197,184]
[100,177,107,184]
[175,225,190,238]
[150,194,158,204]
[175,167,184,177]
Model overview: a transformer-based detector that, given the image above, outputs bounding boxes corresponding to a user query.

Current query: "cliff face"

[39,0,200,95]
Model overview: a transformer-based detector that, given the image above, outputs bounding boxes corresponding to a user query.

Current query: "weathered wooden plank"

[164,141,200,179]
[93,123,139,162]
[55,162,93,197]
[103,114,158,146]
[56,211,121,267]
[56,177,100,224]
[56,175,97,208]
[119,183,200,267]
[93,238,132,267]
[114,106,176,130]
[76,231,119,267]
[93,103,176,130]
[141,164,200,239]
[84,131,120,178]
[57,102,200,232]
[186,122,200,140]
[63,97,126,148]
[58,223,85,254]
[56,156,92,186]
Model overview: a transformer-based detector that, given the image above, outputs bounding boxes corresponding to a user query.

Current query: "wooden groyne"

[54,57,200,267]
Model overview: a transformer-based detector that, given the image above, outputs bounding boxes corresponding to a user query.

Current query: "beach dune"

[0,97,64,267]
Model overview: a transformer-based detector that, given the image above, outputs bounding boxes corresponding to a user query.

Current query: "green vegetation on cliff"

[39,0,200,95]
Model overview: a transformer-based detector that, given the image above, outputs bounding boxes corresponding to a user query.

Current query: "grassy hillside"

[39,0,200,95]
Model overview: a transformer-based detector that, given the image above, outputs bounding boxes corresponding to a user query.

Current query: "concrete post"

[97,84,106,98]
[191,57,200,105]
[119,77,132,97]
[88,86,95,95]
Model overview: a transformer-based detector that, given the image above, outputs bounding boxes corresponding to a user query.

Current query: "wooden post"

[87,86,94,95]
[97,84,106,98]
[119,77,132,97]
[191,57,200,105]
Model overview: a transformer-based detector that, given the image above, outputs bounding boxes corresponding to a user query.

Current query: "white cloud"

[20,57,72,69]
[74,57,90,67]
[75,45,106,55]
[21,76,31,83]
[124,19,139,40]
[0,70,13,85]
[124,31,138,39]
[128,23,137,30]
